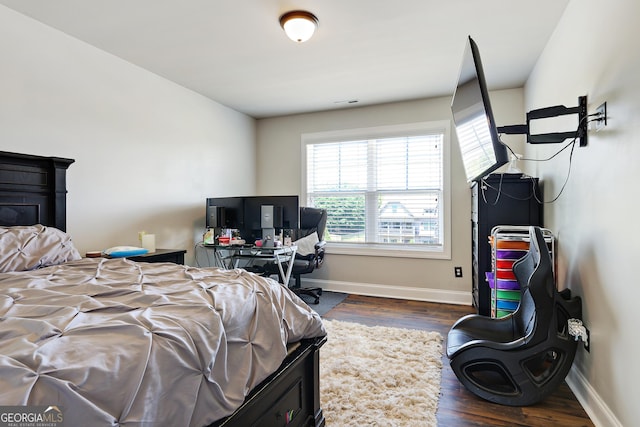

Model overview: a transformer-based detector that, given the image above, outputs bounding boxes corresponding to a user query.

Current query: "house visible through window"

[302,121,450,258]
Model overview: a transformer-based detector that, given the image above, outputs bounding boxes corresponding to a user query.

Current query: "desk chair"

[264,207,327,304]
[289,207,327,304]
[446,226,582,406]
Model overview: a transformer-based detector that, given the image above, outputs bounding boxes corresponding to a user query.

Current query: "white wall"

[0,6,256,264]
[256,91,525,302]
[525,0,639,425]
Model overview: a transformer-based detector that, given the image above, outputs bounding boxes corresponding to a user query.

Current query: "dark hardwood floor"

[322,294,594,427]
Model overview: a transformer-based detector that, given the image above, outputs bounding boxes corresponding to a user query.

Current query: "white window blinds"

[305,132,444,248]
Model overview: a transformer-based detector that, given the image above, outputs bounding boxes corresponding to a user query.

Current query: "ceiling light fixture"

[279,10,318,43]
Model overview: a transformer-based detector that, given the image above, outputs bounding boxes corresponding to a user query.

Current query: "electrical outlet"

[594,102,607,131]
[584,327,590,352]
[454,266,463,278]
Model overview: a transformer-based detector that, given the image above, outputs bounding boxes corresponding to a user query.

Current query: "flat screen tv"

[451,36,509,183]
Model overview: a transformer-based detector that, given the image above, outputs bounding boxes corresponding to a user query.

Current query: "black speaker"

[206,206,226,228]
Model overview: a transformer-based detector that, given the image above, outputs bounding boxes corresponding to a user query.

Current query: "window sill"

[325,242,451,260]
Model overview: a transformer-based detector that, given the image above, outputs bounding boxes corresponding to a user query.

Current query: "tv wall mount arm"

[497,95,588,147]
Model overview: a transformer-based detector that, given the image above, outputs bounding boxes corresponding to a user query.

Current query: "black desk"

[127,248,186,265]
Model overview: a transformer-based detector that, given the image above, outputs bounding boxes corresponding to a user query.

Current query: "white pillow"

[294,232,319,256]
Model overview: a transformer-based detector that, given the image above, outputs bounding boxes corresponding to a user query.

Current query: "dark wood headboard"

[0,151,74,231]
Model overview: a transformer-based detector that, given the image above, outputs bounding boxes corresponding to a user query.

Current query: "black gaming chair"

[446,226,582,406]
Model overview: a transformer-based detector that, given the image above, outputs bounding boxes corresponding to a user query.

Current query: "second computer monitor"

[242,195,299,241]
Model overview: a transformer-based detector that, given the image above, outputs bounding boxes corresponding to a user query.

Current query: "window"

[302,121,451,259]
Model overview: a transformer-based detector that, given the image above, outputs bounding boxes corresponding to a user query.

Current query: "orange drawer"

[495,240,529,250]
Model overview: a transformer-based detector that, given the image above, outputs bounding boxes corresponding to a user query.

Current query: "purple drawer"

[496,249,527,260]
[496,280,520,290]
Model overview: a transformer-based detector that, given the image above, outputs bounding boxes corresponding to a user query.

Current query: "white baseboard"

[302,278,473,306]
[566,365,622,427]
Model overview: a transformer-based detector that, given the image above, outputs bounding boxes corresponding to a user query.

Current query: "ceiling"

[0,0,570,119]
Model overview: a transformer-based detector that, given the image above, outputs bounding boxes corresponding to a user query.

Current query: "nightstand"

[127,249,187,265]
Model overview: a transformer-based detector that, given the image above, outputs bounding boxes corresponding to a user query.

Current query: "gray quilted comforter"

[0,258,325,426]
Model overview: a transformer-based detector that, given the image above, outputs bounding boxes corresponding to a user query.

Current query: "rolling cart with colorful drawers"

[487,225,555,318]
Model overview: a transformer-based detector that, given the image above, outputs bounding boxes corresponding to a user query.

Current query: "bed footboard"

[210,335,327,427]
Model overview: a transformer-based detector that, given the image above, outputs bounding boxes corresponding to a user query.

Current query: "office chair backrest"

[512,227,555,343]
[298,207,327,240]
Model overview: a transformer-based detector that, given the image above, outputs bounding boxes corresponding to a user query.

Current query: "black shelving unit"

[471,173,543,316]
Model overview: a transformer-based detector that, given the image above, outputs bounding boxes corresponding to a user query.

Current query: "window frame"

[301,121,451,260]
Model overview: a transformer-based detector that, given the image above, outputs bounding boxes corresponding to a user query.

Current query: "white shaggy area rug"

[320,320,443,426]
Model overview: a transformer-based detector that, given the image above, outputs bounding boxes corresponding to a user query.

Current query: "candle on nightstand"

[141,234,156,253]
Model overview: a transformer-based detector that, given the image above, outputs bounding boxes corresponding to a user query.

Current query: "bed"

[0,151,327,427]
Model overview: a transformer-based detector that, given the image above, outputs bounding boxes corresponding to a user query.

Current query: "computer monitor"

[451,36,510,183]
[205,197,244,229]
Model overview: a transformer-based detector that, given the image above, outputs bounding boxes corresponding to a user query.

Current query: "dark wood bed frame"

[0,151,326,427]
